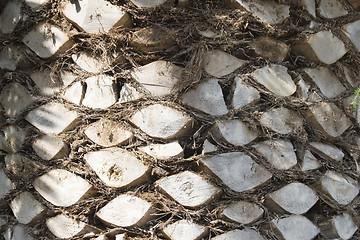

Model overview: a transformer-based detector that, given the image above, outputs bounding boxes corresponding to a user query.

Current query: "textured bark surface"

[0,0,360,239]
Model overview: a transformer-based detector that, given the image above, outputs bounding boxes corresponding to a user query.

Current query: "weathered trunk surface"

[0,0,360,239]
